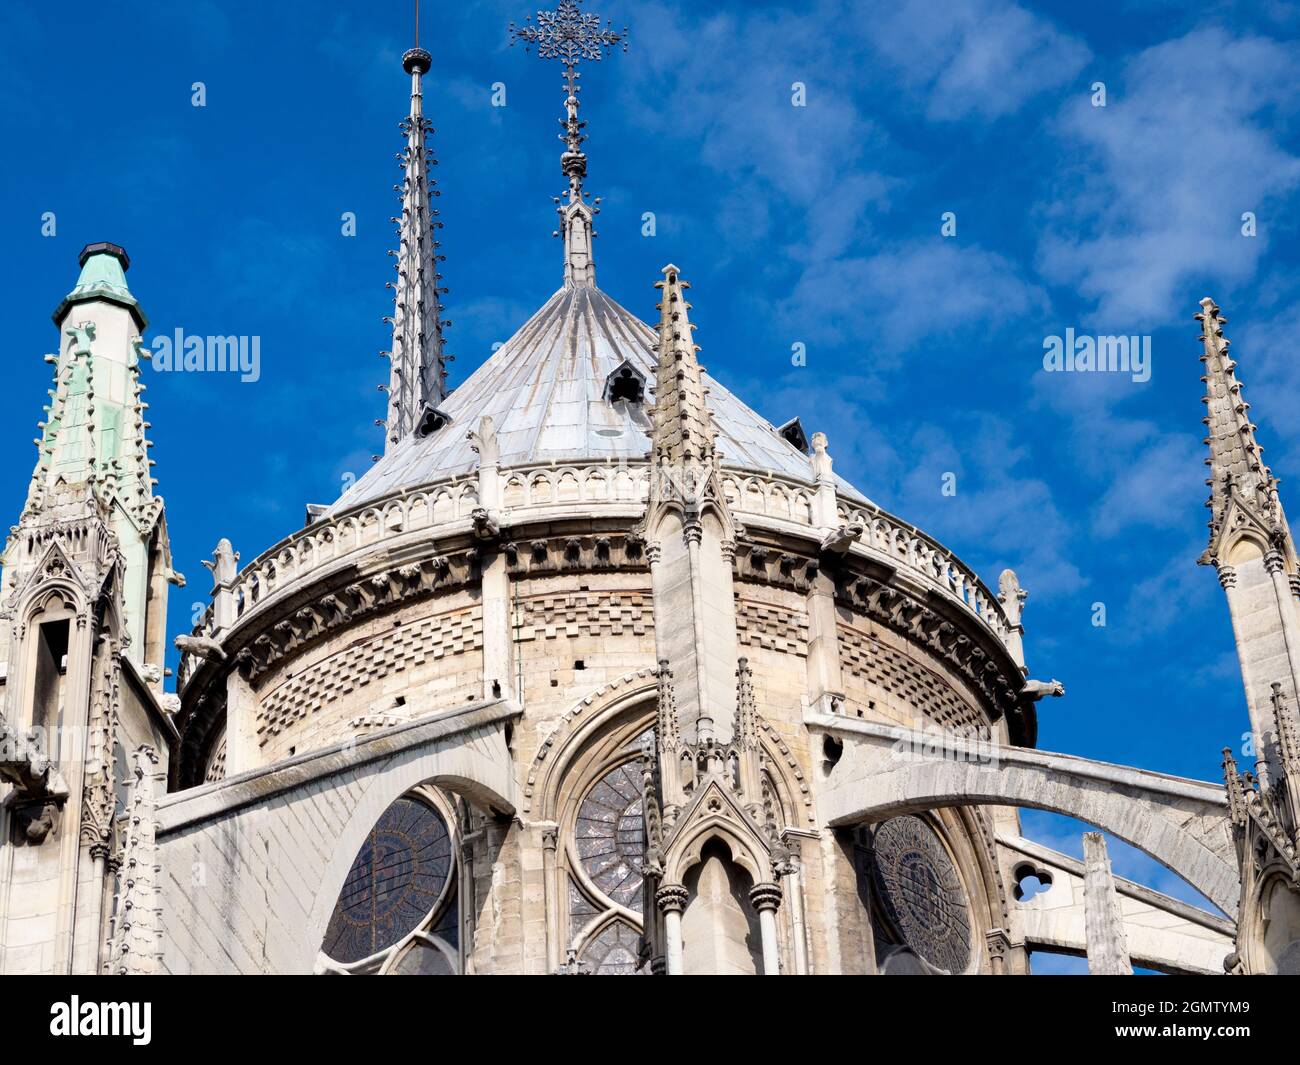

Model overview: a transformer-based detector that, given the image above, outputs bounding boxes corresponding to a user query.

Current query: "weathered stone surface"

[811,713,1239,916]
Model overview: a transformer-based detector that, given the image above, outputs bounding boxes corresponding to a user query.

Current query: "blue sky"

[4,0,1299,969]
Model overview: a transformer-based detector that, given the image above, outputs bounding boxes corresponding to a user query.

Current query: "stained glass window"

[322,796,453,964]
[389,939,456,975]
[579,919,642,975]
[574,761,645,913]
[868,815,971,974]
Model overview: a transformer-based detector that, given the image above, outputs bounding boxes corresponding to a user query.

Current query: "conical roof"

[332,281,867,513]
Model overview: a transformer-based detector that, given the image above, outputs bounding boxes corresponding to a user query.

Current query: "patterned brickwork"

[516,591,651,641]
[204,733,227,784]
[257,608,483,744]
[735,599,808,657]
[839,626,986,734]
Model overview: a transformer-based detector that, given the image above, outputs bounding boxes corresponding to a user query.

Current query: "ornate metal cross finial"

[509,1,627,285]
[509,0,625,67]
[509,1,628,214]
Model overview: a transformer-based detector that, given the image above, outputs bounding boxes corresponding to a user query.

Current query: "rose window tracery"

[869,815,971,974]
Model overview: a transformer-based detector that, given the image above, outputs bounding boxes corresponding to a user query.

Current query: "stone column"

[777,834,812,974]
[1082,832,1132,975]
[479,550,515,702]
[656,884,688,975]
[539,823,561,973]
[749,882,783,975]
[1219,561,1286,785]
[985,927,1012,975]
[1266,549,1300,695]
[805,566,845,715]
[224,668,259,777]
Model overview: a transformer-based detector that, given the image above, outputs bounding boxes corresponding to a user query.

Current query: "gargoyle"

[0,715,70,813]
[174,634,227,662]
[11,800,61,845]
[471,507,500,541]
[820,523,864,555]
[1022,678,1065,701]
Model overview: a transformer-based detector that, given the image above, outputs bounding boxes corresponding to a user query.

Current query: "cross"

[509,1,628,203]
[509,0,626,67]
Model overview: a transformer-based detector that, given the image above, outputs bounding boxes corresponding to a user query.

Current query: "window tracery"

[563,723,653,972]
[319,788,461,974]
[859,814,972,975]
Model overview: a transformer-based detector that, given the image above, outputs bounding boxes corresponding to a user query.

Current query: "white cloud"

[1092,434,1203,537]
[858,0,1092,121]
[1036,27,1300,323]
[778,241,1048,354]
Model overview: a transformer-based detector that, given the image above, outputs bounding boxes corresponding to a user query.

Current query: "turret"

[0,244,177,974]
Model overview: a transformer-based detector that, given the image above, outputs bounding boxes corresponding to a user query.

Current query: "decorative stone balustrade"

[177,461,1010,689]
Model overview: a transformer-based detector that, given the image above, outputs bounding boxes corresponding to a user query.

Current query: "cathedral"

[1,3,1298,977]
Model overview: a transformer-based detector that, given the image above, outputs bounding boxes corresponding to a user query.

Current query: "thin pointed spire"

[733,656,759,752]
[509,0,627,286]
[1197,296,1280,556]
[382,17,450,451]
[651,265,719,471]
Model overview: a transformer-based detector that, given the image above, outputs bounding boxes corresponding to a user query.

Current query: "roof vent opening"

[417,404,451,438]
[605,360,646,405]
[777,417,810,454]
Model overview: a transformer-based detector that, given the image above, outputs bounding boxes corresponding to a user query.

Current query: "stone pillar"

[1266,548,1300,699]
[985,927,1012,975]
[777,845,810,975]
[805,567,844,715]
[539,823,561,973]
[809,432,839,528]
[656,884,688,975]
[208,538,239,635]
[1082,832,1132,975]
[224,668,259,777]
[1219,560,1294,786]
[749,882,783,975]
[479,551,515,702]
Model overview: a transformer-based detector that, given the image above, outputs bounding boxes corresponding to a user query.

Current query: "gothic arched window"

[319,789,460,974]
[574,761,645,912]
[859,814,972,975]
[564,725,653,973]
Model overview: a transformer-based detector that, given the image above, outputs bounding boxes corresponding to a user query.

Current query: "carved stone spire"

[733,657,764,816]
[642,266,740,747]
[509,0,627,287]
[1193,298,1300,792]
[1197,297,1287,562]
[650,265,723,475]
[382,26,450,450]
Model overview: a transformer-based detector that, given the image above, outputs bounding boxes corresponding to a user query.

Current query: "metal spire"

[382,0,451,451]
[509,0,627,286]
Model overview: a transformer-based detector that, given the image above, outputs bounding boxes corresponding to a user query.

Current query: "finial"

[79,242,130,270]
[509,0,628,286]
[404,0,431,78]
[403,47,432,75]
